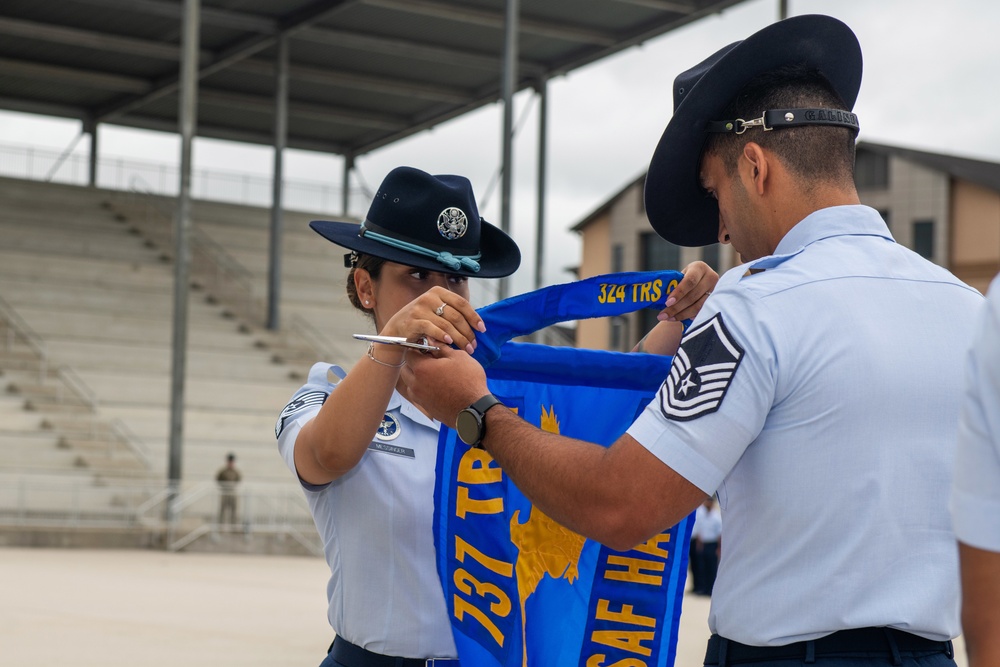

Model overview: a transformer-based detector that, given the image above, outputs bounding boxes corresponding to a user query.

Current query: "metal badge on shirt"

[368,412,415,458]
[660,313,744,421]
[275,390,328,438]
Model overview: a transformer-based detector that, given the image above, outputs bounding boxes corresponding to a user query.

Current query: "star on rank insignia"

[376,412,401,441]
[275,390,328,438]
[660,313,744,421]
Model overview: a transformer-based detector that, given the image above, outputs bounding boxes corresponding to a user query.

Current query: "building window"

[610,315,630,352]
[640,232,680,271]
[638,232,681,342]
[878,209,891,232]
[702,243,720,271]
[612,243,624,273]
[855,149,889,189]
[913,220,935,259]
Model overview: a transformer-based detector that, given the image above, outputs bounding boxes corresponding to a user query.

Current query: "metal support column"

[342,154,354,217]
[779,0,788,19]
[86,118,98,187]
[498,0,519,301]
[267,34,289,331]
[167,0,200,519]
[534,79,548,293]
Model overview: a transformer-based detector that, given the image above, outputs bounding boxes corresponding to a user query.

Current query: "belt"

[705,627,954,665]
[329,636,460,667]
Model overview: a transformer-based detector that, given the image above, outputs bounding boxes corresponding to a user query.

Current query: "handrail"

[0,474,321,552]
[54,365,98,412]
[288,313,339,361]
[284,524,324,557]
[123,177,340,366]
[134,486,173,517]
[0,141,356,214]
[110,418,153,470]
[125,175,266,324]
[54,367,153,471]
[169,524,211,551]
[167,482,214,514]
[0,293,48,380]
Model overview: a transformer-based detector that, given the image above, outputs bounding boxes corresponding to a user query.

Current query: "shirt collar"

[387,388,440,430]
[750,205,894,271]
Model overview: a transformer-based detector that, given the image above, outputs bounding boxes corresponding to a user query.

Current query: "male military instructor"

[403,15,983,667]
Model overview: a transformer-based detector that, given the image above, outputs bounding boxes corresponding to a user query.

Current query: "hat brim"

[644,15,863,247]
[309,219,521,279]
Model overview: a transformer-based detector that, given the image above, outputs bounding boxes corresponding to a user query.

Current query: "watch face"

[456,408,481,446]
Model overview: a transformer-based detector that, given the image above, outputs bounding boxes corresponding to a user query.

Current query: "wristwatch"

[455,394,504,448]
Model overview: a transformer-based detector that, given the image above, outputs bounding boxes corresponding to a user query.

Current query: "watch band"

[470,393,503,417]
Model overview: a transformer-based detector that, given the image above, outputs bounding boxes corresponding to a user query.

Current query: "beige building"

[573,141,1000,351]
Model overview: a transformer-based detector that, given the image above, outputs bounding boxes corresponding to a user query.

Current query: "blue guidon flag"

[433,272,695,667]
[660,313,743,422]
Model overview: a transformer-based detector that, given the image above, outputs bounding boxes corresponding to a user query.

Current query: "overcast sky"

[2,0,999,297]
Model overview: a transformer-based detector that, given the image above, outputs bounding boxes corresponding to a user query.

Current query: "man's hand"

[401,344,489,427]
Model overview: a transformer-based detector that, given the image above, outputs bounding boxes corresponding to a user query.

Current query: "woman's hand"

[632,262,719,356]
[658,261,719,323]
[380,286,486,355]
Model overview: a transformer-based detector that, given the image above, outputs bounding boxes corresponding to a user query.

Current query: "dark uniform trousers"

[320,637,460,667]
[704,628,956,667]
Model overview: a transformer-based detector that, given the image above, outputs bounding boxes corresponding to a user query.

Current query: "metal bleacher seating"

[0,175,370,552]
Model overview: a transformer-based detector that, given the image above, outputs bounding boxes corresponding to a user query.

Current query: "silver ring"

[435,303,447,317]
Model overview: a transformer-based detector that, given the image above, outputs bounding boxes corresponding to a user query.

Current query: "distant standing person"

[216,452,241,527]
[951,273,1000,667]
[692,496,722,596]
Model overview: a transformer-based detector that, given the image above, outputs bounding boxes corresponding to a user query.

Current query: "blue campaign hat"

[644,15,863,247]
[310,166,521,279]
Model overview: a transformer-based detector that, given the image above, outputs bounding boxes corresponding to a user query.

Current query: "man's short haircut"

[704,64,857,189]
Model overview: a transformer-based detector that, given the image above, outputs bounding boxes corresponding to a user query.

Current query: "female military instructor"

[274,166,519,667]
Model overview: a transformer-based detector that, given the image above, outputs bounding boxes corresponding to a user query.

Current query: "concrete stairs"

[0,177,347,553]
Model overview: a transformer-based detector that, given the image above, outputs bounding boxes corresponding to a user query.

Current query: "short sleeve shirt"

[276,362,457,659]
[628,205,983,646]
[951,273,1000,552]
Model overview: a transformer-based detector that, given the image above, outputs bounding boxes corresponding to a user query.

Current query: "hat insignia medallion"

[437,207,468,240]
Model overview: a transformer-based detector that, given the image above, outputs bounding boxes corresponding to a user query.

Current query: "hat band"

[360,224,481,273]
[706,108,859,135]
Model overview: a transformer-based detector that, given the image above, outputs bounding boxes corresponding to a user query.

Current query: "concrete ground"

[0,547,966,666]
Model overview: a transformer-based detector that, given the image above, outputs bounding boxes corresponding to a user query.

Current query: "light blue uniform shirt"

[951,273,1000,552]
[276,362,458,659]
[629,205,983,646]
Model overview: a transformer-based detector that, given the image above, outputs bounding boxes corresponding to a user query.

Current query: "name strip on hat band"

[705,107,860,135]
[360,224,481,272]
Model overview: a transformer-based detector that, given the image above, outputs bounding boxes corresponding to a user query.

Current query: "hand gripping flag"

[433,271,695,667]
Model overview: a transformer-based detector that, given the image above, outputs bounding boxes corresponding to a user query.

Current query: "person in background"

[215,452,241,527]
[692,496,722,596]
[951,273,1000,667]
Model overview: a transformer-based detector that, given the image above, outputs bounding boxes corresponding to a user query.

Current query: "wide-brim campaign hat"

[310,166,521,279]
[644,14,863,247]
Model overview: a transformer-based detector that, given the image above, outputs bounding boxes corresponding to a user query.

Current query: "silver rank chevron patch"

[660,313,744,421]
[275,390,328,438]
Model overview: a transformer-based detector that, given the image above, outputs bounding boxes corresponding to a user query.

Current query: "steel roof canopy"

[0,0,749,158]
